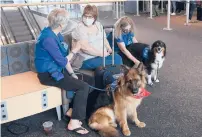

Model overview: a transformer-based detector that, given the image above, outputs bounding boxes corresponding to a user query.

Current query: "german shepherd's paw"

[136,122,146,128]
[122,128,131,136]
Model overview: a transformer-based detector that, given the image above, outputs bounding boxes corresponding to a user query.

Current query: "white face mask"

[83,17,94,26]
[60,23,68,32]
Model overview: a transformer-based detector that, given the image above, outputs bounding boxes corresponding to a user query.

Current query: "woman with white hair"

[35,8,89,135]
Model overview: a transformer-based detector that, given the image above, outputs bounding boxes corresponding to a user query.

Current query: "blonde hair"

[47,8,69,29]
[82,5,98,23]
[114,16,136,38]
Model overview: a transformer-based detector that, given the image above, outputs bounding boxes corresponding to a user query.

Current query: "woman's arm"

[132,36,138,43]
[66,41,81,61]
[43,38,68,68]
[117,42,139,64]
[65,61,78,79]
[42,38,79,79]
[79,40,109,57]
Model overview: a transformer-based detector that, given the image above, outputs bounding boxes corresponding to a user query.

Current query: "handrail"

[1,7,16,44]
[25,4,41,32]
[0,0,126,7]
[19,7,37,39]
[1,25,8,45]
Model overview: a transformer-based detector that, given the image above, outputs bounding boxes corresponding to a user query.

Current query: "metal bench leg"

[62,90,71,116]
[56,105,61,121]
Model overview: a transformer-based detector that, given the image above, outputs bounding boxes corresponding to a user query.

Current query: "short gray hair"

[47,8,69,29]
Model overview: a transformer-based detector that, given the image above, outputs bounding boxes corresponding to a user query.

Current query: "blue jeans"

[171,1,176,13]
[189,2,196,20]
[81,53,123,70]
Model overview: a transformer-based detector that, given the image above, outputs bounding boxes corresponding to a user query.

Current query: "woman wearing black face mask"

[107,16,150,68]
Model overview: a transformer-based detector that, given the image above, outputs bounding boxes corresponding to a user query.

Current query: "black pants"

[176,2,185,13]
[37,71,91,120]
[118,43,150,68]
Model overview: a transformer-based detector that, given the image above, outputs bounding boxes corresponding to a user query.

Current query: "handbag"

[70,53,85,69]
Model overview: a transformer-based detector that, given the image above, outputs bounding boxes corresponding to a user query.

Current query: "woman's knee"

[78,82,90,94]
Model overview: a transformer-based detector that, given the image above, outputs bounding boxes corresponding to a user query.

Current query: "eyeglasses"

[83,14,94,19]
[122,29,130,33]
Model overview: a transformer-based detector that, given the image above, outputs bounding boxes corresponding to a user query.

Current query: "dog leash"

[88,85,107,92]
[88,80,117,92]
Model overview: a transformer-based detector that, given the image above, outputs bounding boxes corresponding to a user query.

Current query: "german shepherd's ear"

[121,65,130,76]
[137,62,144,73]
[117,76,125,86]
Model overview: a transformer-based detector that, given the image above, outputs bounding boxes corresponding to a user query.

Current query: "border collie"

[134,40,166,86]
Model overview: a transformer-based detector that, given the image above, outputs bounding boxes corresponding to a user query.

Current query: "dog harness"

[142,47,150,60]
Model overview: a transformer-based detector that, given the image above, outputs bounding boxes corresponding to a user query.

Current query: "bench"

[1,41,62,124]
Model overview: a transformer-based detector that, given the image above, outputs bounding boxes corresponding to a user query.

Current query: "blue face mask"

[122,25,131,34]
[122,31,130,35]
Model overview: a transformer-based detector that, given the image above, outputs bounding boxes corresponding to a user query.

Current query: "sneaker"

[171,13,176,16]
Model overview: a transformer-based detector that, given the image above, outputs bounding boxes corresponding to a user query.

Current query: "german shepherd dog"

[88,63,149,137]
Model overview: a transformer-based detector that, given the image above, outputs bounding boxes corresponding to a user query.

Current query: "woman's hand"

[117,42,140,65]
[71,42,81,53]
[103,50,110,57]
[133,59,140,68]
[104,38,113,54]
[71,73,78,79]
[107,48,112,54]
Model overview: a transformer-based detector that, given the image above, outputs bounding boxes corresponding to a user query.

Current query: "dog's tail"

[89,122,119,137]
[99,126,119,137]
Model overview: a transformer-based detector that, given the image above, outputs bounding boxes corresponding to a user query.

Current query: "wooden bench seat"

[1,71,62,124]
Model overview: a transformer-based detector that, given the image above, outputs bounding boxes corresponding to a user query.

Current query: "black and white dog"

[133,40,166,86]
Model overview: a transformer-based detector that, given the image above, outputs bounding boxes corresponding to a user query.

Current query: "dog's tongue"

[133,88,151,99]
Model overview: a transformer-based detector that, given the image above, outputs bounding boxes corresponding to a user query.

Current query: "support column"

[184,0,190,26]
[163,0,172,30]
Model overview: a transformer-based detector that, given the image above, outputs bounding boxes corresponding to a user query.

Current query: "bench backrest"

[1,19,79,77]
[1,41,36,77]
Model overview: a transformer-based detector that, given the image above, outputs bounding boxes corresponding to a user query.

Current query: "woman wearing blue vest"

[35,9,89,135]
[108,16,150,68]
